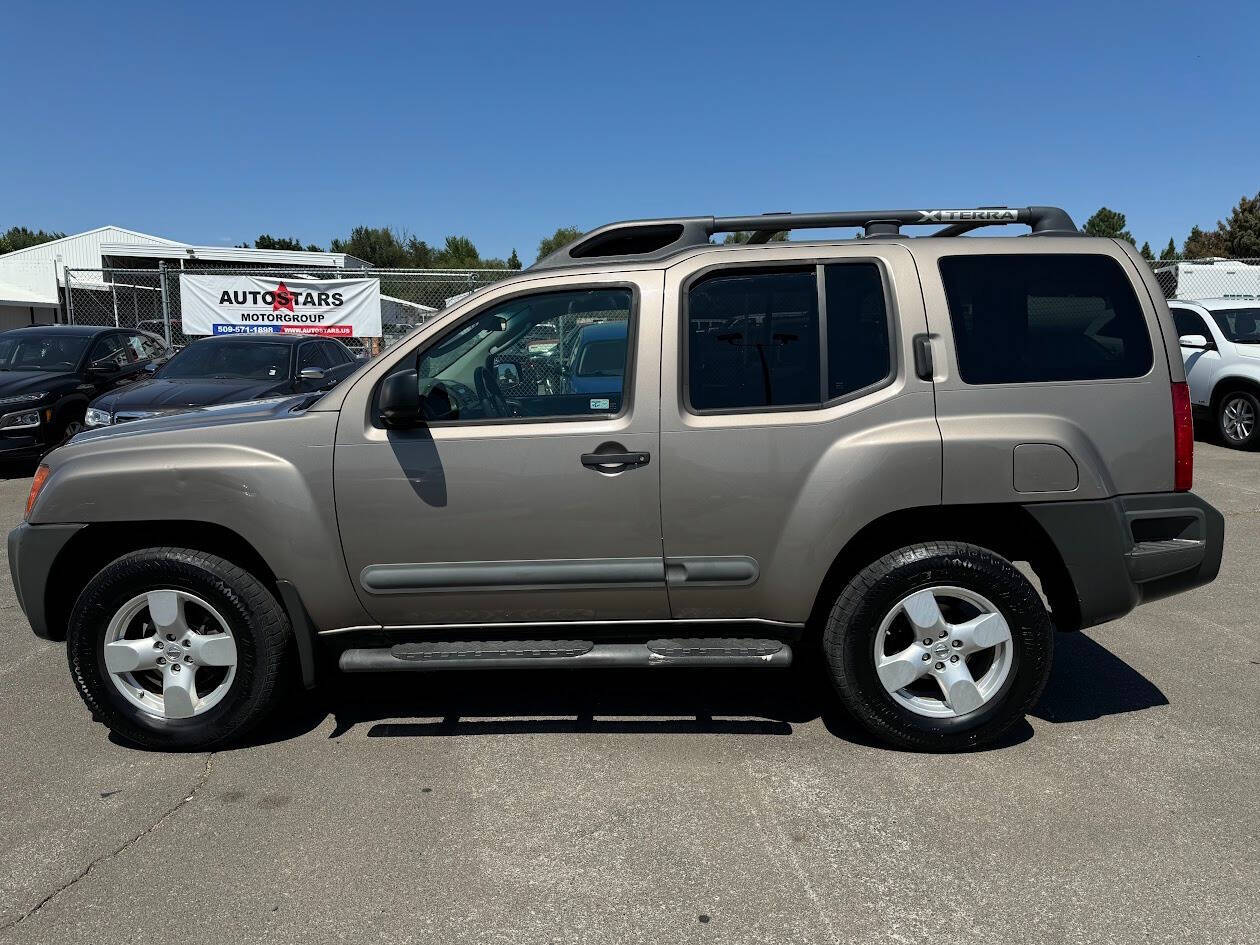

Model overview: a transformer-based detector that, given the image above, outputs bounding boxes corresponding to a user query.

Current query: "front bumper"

[8,522,86,640]
[1025,491,1224,630]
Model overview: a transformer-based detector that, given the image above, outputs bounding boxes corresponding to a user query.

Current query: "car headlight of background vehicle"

[0,392,47,407]
[0,408,44,431]
[84,407,112,428]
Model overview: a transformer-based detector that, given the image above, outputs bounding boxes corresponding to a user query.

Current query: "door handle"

[581,450,651,469]
[912,334,934,381]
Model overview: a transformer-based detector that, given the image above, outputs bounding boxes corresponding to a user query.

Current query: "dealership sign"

[179,275,382,337]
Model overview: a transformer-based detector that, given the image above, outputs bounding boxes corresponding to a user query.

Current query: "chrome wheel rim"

[102,590,238,720]
[1222,396,1255,443]
[873,586,1014,719]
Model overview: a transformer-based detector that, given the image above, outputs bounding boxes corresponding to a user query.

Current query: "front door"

[333,272,668,628]
[1171,306,1222,406]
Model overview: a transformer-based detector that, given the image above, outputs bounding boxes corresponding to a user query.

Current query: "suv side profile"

[1170,299,1260,449]
[8,206,1224,752]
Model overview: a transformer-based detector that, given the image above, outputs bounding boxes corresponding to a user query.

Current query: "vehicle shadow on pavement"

[1030,631,1168,723]
[237,633,1167,751]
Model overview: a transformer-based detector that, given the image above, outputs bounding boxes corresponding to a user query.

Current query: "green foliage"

[1082,207,1134,244]
[507,249,522,270]
[1180,192,1260,260]
[1183,225,1229,260]
[245,234,324,252]
[1159,238,1178,260]
[0,226,66,255]
[537,226,583,262]
[722,231,789,244]
[1139,241,1154,262]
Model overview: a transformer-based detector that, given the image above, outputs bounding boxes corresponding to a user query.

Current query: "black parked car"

[85,334,361,428]
[0,325,170,457]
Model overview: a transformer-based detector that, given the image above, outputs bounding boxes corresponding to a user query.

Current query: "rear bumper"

[1025,492,1224,630]
[8,522,85,640]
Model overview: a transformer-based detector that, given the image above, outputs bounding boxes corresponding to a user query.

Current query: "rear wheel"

[824,541,1053,751]
[67,548,290,750]
[1217,390,1259,449]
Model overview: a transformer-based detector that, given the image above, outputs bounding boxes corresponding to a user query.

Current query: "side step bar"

[339,638,792,672]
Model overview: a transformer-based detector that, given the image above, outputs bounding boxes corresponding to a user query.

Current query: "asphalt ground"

[0,439,1255,944]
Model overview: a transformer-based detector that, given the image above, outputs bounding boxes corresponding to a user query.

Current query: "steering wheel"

[473,366,512,418]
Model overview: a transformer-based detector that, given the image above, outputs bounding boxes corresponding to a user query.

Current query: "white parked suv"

[1171,299,1260,449]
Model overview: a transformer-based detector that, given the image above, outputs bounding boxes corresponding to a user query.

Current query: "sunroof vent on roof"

[570,223,685,259]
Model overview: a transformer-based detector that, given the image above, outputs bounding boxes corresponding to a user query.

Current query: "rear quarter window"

[939,254,1153,384]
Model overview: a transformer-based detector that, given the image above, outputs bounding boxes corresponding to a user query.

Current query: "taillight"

[1171,382,1193,492]
[25,464,50,520]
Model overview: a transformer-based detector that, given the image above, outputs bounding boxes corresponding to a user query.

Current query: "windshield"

[161,341,291,380]
[1212,308,1260,343]
[0,335,90,371]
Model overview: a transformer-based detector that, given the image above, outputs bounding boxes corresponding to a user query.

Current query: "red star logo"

[272,282,295,312]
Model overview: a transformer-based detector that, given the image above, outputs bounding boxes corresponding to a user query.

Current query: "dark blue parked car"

[568,320,628,395]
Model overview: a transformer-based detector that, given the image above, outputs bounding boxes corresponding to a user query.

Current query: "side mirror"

[143,362,159,374]
[1179,334,1211,350]
[495,362,520,387]
[299,367,326,381]
[379,369,422,427]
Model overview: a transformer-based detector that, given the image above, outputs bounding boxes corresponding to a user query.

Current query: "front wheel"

[824,541,1054,751]
[67,548,291,750]
[1217,390,1259,449]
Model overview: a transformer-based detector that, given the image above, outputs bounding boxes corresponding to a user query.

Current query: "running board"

[338,638,792,672]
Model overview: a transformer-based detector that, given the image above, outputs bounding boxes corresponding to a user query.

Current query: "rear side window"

[687,268,820,410]
[939,254,1153,384]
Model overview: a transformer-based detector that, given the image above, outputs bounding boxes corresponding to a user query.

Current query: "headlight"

[0,409,41,431]
[0,392,47,406]
[84,407,112,428]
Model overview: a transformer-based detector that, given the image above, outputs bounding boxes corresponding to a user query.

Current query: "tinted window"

[687,269,820,410]
[322,340,352,365]
[825,264,892,398]
[162,341,290,380]
[127,333,166,361]
[87,334,127,368]
[298,343,330,370]
[939,255,1153,384]
[1210,308,1260,343]
[406,288,633,422]
[1171,308,1212,340]
[0,334,90,371]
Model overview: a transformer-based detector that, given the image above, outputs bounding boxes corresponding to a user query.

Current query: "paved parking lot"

[0,441,1255,945]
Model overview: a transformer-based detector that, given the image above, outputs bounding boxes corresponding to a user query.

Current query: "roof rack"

[531,206,1079,270]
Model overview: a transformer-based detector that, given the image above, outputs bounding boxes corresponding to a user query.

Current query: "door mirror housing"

[299,367,326,381]
[1179,334,1212,350]
[379,369,422,428]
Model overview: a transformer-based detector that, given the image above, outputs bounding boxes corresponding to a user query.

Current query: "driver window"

[87,334,127,369]
[410,287,634,422]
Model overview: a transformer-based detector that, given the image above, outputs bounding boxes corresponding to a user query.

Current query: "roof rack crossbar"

[530,206,1079,269]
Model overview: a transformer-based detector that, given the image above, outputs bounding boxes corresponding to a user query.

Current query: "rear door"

[917,241,1175,501]
[658,244,940,626]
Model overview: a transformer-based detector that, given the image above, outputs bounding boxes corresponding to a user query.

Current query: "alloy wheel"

[873,585,1014,718]
[1222,395,1255,444]
[102,590,238,720]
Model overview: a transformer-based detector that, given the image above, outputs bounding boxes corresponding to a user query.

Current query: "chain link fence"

[64,265,515,356]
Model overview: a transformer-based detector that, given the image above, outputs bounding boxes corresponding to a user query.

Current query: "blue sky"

[3,0,1257,262]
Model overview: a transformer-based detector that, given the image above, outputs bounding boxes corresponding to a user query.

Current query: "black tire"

[1216,389,1260,450]
[67,547,290,751]
[823,541,1053,752]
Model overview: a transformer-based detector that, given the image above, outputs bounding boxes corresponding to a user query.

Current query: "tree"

[722,231,788,244]
[1082,207,1134,244]
[434,235,482,268]
[329,226,413,267]
[1140,241,1155,262]
[537,226,582,262]
[1159,238,1178,261]
[1220,192,1260,258]
[0,226,66,255]
[248,234,324,252]
[507,249,522,270]
[1183,225,1228,260]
